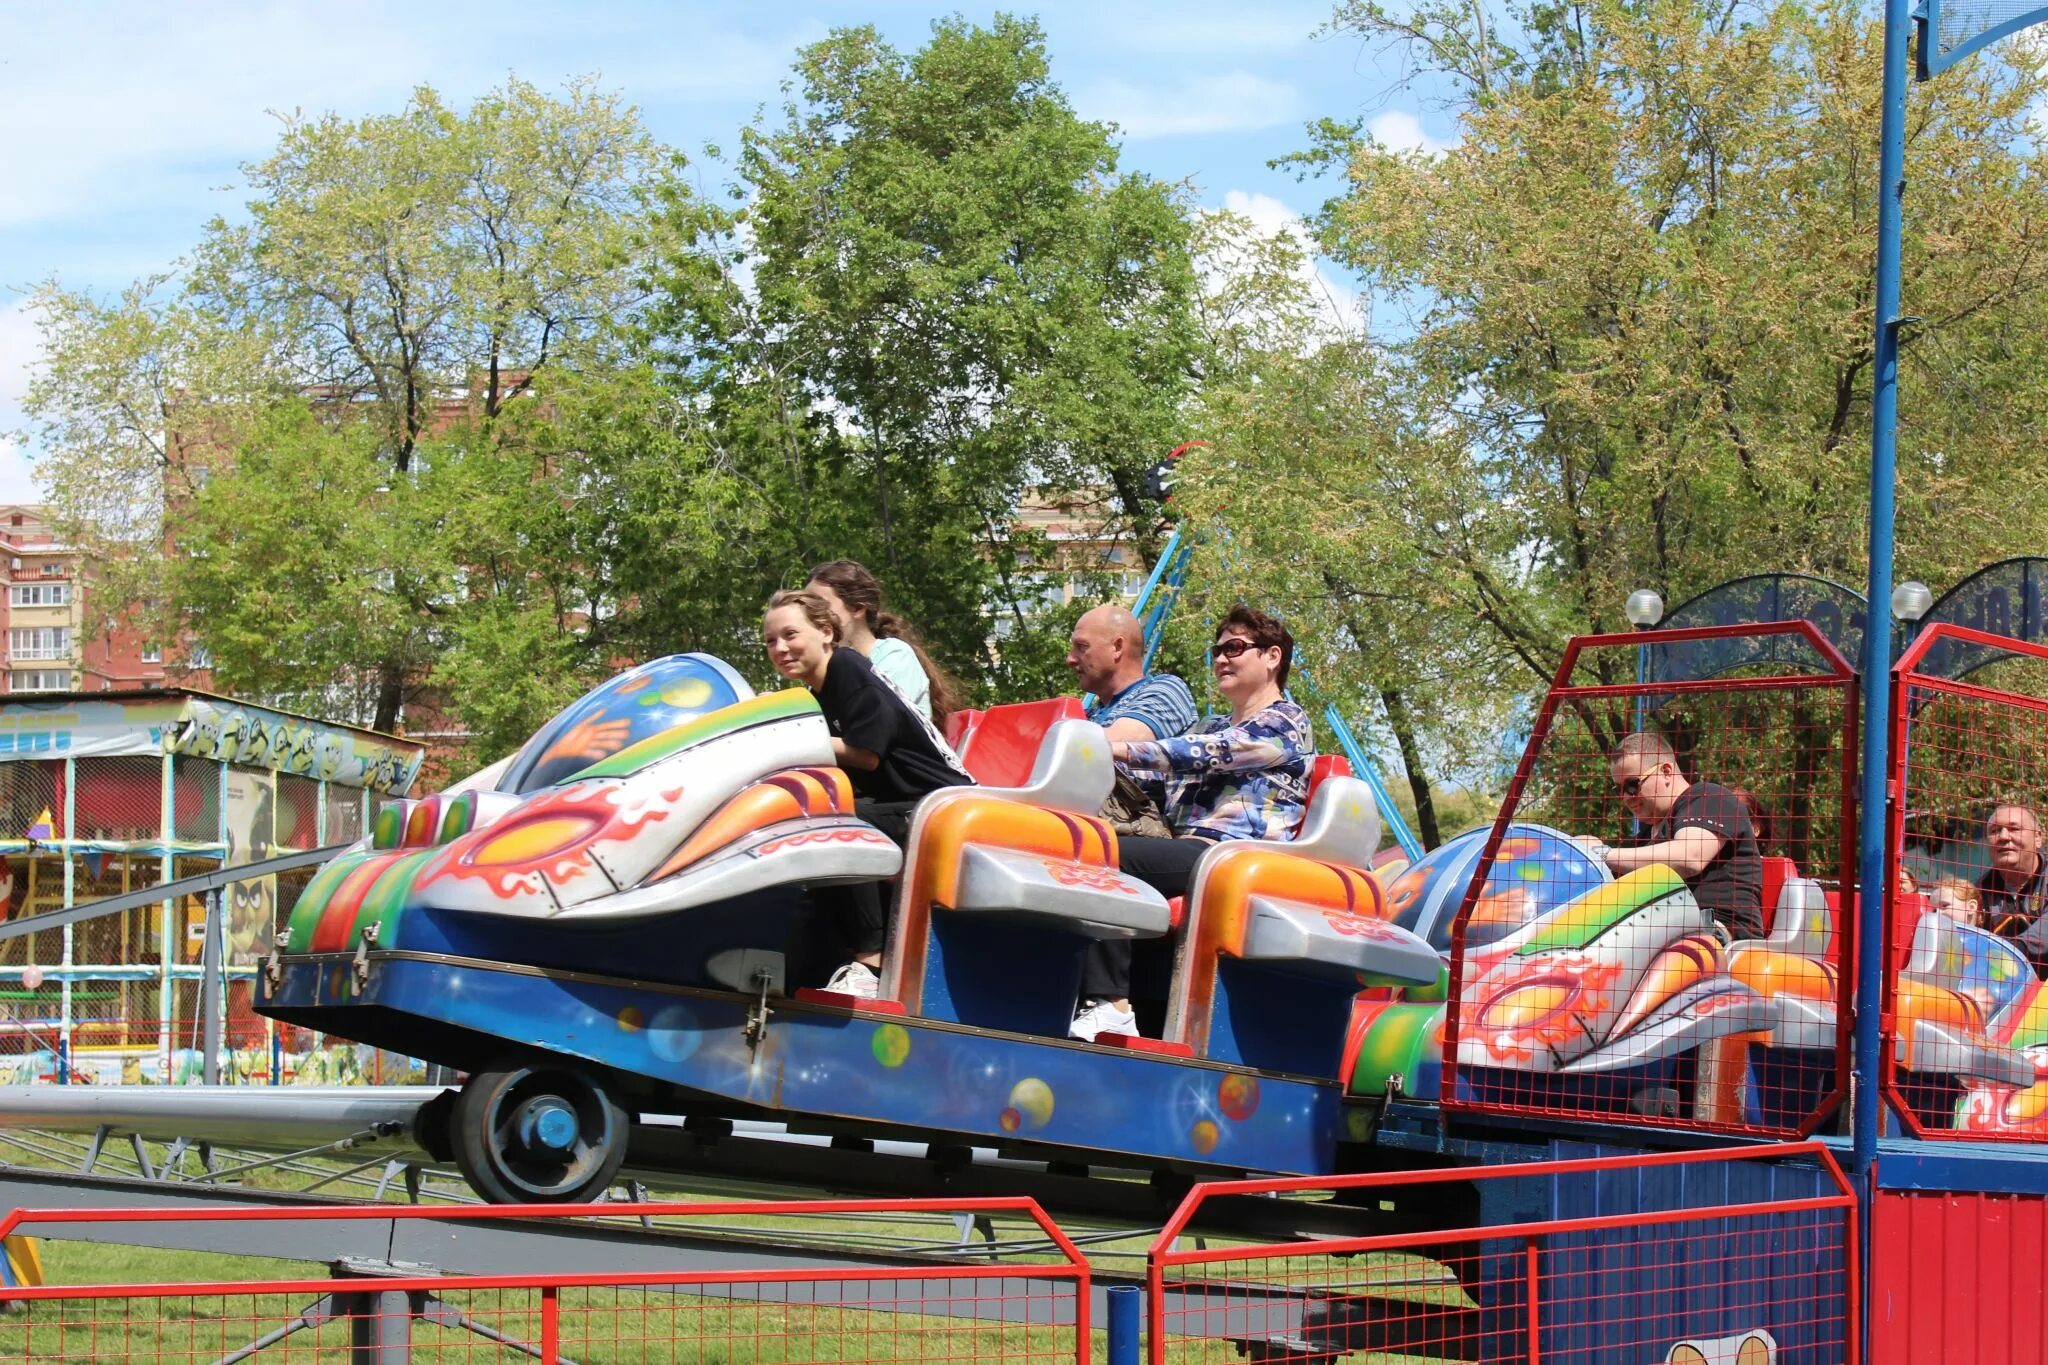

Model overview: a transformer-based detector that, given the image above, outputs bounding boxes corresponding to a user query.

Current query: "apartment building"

[0,505,174,696]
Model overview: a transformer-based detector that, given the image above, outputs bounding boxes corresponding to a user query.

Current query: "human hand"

[1574,834,1612,864]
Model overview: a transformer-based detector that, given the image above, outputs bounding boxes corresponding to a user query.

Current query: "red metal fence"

[1149,1142,1856,1365]
[0,1196,1092,1363]
[1886,623,2048,1141]
[1442,622,1861,1138]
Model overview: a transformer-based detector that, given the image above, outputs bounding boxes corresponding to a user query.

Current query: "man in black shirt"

[1979,803,2048,964]
[1586,731,1765,941]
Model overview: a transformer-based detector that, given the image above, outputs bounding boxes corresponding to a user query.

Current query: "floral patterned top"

[1118,700,1314,842]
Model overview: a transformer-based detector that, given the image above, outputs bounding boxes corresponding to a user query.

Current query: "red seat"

[1758,856,1795,934]
[1305,754,1352,807]
[944,708,984,751]
[955,699,1086,787]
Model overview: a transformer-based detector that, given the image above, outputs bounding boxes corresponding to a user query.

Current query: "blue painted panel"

[1868,1137,2048,1196]
[269,956,1345,1173]
[1461,1142,1849,1365]
[922,916,1089,1037]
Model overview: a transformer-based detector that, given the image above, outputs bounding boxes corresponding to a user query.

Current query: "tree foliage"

[1179,0,2048,837]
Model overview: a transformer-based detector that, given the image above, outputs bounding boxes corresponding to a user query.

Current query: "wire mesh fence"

[0,1198,1093,1364]
[1887,625,2048,1140]
[1149,1143,1855,1365]
[1442,623,1860,1138]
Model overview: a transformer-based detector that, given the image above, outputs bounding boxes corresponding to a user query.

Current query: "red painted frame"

[0,1196,1093,1362]
[1885,622,2048,1140]
[1145,1142,1859,1365]
[1439,620,1863,1139]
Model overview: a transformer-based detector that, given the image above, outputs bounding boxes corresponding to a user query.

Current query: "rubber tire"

[450,1062,629,1205]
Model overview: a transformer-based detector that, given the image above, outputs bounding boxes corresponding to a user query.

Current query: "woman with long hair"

[804,560,963,723]
[762,589,972,997]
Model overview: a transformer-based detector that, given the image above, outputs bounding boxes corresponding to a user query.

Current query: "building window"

[186,644,214,669]
[39,562,65,577]
[8,583,70,607]
[8,627,69,661]
[141,644,162,663]
[10,671,69,693]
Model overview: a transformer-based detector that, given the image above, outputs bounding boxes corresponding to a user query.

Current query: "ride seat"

[1164,777,1439,1075]
[1162,753,1358,931]
[955,699,1086,786]
[1757,856,1795,934]
[944,707,984,752]
[883,719,1171,1032]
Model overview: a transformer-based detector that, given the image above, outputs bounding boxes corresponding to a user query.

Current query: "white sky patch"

[1079,71,1302,139]
[0,299,49,501]
[1214,189,1366,338]
[0,4,816,232]
[1368,110,1458,157]
[0,434,39,505]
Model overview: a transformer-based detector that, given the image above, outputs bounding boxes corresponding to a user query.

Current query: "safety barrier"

[1147,1142,1856,1365]
[1442,622,1861,1139]
[1886,623,2048,1141]
[0,1196,1092,1363]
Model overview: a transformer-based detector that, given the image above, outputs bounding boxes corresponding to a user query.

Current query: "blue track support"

[1320,703,1425,862]
[1856,0,1910,1355]
[1106,1284,1140,1365]
[1857,0,1908,1185]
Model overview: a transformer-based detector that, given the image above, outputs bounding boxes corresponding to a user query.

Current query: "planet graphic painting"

[871,1023,911,1068]
[1190,1119,1221,1156]
[1006,1077,1054,1130]
[1217,1073,1260,1122]
[648,1004,703,1064]
[998,1107,1023,1133]
[618,1006,645,1033]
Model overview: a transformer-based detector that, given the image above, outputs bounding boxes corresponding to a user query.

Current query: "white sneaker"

[823,961,880,1000]
[1069,998,1139,1042]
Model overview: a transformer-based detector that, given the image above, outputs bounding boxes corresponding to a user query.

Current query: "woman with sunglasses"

[1069,606,1314,1041]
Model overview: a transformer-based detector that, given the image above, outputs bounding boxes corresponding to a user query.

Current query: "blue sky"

[0,1,1458,503]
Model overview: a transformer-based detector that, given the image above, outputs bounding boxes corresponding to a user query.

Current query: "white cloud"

[1213,189,1366,338]
[1077,71,1302,139]
[1368,110,1457,157]
[0,300,48,502]
[0,4,817,233]
[0,434,39,505]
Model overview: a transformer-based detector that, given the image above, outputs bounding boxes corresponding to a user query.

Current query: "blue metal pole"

[1854,0,1910,1187]
[1106,1283,1140,1365]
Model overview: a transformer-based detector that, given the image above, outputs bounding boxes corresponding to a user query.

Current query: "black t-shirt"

[1979,864,2048,964]
[1654,781,1763,940]
[813,648,973,803]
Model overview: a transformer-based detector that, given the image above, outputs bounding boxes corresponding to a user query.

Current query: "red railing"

[1441,621,1862,1139]
[0,1196,1093,1363]
[1147,1142,1857,1365]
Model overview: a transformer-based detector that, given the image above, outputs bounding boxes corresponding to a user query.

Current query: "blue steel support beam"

[1855,0,1910,1355]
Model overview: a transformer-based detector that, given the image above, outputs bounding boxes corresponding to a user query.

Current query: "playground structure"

[0,689,422,1086]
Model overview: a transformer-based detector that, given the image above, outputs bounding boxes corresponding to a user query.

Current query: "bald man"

[1068,604,1197,745]
[1066,603,1197,1040]
[1980,804,2048,963]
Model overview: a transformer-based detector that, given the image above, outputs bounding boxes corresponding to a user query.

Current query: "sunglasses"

[1612,765,1666,797]
[1212,638,1265,661]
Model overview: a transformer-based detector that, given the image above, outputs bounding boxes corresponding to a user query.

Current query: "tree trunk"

[372,660,407,734]
[1381,686,1441,849]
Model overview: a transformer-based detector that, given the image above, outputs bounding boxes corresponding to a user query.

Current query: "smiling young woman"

[761,589,973,998]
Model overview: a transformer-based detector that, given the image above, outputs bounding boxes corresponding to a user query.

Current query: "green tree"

[27,77,676,734]
[1184,0,2048,840]
[639,15,1202,698]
